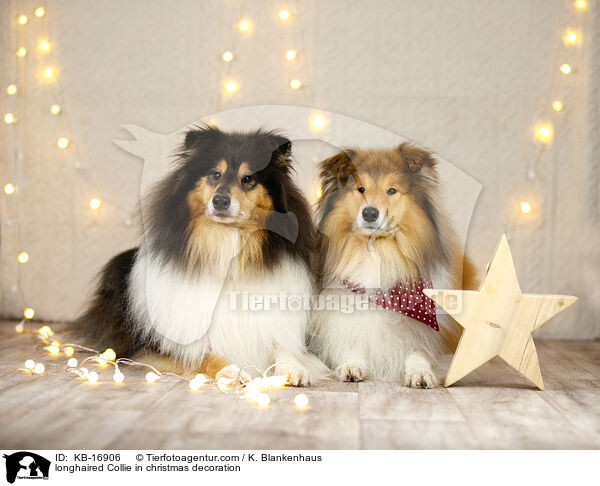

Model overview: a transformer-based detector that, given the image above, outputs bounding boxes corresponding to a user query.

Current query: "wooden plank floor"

[1,321,599,449]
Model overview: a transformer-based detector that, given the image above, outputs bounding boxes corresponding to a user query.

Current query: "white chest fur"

[128,245,312,370]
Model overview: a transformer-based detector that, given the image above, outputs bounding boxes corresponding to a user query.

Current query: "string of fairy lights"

[1,1,591,407]
[518,0,588,217]
[19,323,309,409]
[4,3,109,323]
[217,3,326,130]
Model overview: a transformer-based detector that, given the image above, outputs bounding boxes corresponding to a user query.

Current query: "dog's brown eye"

[211,170,222,180]
[357,187,365,194]
[241,174,254,184]
[387,188,397,195]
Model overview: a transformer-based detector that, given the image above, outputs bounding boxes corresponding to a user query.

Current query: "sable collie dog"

[310,144,476,388]
[77,126,325,385]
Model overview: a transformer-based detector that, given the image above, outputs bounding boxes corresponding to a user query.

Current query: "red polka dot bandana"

[340,277,439,332]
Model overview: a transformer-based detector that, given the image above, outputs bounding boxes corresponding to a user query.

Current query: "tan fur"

[215,160,227,173]
[199,354,231,379]
[132,350,233,380]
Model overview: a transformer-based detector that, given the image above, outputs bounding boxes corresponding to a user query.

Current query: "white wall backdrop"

[1,0,599,338]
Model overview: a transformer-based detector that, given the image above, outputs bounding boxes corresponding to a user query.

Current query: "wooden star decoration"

[424,234,577,390]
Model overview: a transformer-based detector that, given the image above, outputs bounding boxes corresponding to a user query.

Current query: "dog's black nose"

[362,206,379,223]
[212,194,231,211]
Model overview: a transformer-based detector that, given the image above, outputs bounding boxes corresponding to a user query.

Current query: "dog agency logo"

[2,452,51,483]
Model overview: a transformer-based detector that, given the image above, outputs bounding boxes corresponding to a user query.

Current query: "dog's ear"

[318,150,357,192]
[184,125,222,150]
[270,136,293,170]
[397,142,436,173]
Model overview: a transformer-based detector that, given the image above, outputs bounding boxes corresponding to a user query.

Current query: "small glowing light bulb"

[565,32,577,44]
[520,201,532,213]
[15,321,24,333]
[47,345,60,355]
[311,115,325,129]
[64,346,74,357]
[268,375,287,388]
[315,187,323,199]
[39,325,52,336]
[24,308,35,319]
[67,358,78,368]
[520,201,532,214]
[7,84,17,95]
[294,393,309,408]
[51,340,60,346]
[285,50,297,60]
[113,371,125,383]
[25,359,36,370]
[194,373,207,384]
[279,10,290,20]
[575,0,586,9]
[189,379,202,391]
[243,387,261,400]
[4,183,16,195]
[34,363,45,374]
[539,127,551,138]
[57,137,69,149]
[217,376,233,390]
[39,40,51,51]
[239,20,250,31]
[536,125,553,142]
[247,377,267,390]
[43,68,55,79]
[4,113,16,124]
[18,15,28,25]
[18,252,29,263]
[87,371,99,383]
[552,101,563,111]
[16,47,27,57]
[35,7,45,17]
[222,51,234,62]
[102,348,116,361]
[224,81,238,93]
[290,79,302,90]
[50,104,61,115]
[560,64,572,74]
[256,393,271,407]
[89,198,102,210]
[146,371,159,383]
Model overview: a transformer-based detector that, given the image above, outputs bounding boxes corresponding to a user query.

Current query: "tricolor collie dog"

[77,126,326,386]
[309,144,476,388]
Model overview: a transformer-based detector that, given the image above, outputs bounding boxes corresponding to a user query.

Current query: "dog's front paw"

[274,364,312,387]
[404,369,438,389]
[216,364,252,384]
[335,363,365,382]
